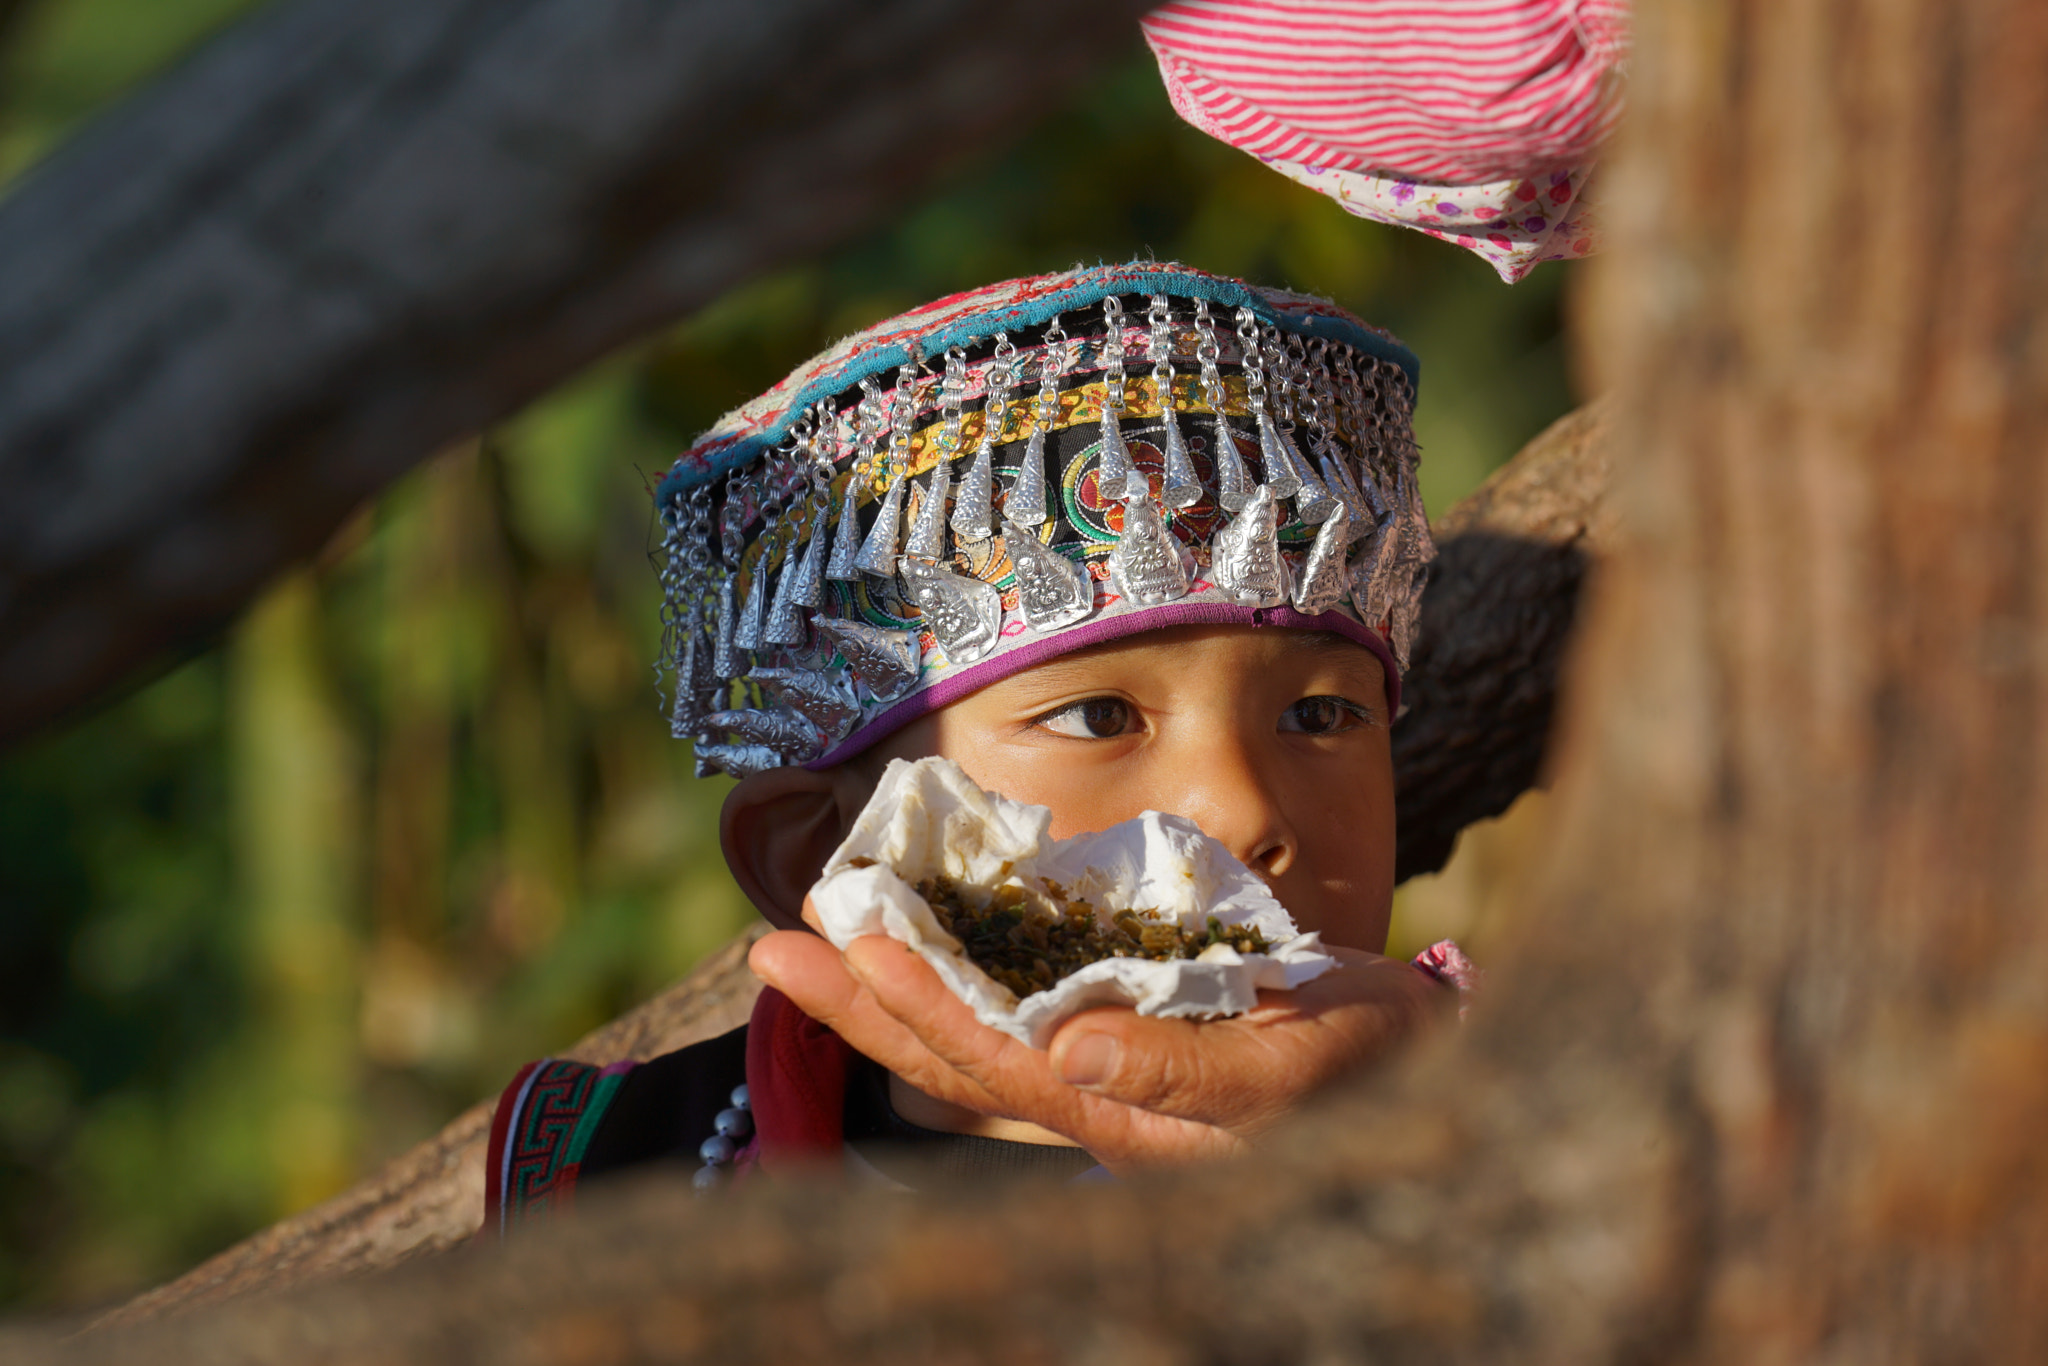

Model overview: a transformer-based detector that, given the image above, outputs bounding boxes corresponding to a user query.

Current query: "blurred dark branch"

[0,0,1156,748]
[1392,400,1613,880]
[0,0,34,89]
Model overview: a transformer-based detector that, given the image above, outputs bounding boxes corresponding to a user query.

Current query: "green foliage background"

[0,0,1576,1312]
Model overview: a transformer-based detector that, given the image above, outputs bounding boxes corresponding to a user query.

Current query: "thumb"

[1047,1009,1271,1128]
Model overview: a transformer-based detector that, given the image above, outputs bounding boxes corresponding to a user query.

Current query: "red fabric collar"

[744,986,856,1172]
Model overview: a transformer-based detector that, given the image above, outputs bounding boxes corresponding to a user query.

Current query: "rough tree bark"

[80,415,1613,1329]
[0,0,1154,748]
[11,0,2045,1359]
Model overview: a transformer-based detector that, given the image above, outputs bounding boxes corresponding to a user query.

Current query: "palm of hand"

[750,916,1443,1174]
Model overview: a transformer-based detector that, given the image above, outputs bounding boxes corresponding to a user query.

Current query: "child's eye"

[1280,695,1374,735]
[1034,697,1137,739]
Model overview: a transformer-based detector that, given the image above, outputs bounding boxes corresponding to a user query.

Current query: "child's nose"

[1169,732,1294,879]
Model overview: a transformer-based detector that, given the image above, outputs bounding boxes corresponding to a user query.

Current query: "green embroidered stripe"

[562,1070,629,1168]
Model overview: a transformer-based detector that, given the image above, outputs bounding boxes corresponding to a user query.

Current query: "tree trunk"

[9,0,2046,1359]
[0,0,1153,748]
[1549,0,2048,1353]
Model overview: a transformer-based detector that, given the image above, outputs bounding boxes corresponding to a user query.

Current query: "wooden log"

[84,926,767,1331]
[0,0,1154,748]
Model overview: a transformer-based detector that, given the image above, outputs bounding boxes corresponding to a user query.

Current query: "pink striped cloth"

[1144,0,1628,281]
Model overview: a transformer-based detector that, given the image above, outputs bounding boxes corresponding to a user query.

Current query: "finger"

[1047,1010,1272,1129]
[841,938,1245,1168]
[838,936,1064,1103]
[1282,949,1448,1025]
[749,932,1010,1117]
[1045,949,1446,1133]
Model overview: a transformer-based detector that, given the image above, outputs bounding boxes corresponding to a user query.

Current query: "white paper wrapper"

[810,757,1338,1048]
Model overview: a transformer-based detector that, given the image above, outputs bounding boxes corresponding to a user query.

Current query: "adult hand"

[748,905,1448,1173]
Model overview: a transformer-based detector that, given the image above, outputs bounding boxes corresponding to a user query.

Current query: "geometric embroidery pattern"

[486,1057,634,1238]
[508,1059,596,1212]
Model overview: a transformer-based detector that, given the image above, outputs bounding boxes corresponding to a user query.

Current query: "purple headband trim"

[805,603,1401,770]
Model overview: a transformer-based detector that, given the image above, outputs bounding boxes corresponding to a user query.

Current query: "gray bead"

[729,1083,750,1110]
[699,1133,737,1166]
[715,1107,754,1141]
[692,1165,724,1191]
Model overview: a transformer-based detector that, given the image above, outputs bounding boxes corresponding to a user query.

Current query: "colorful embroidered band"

[652,261,1435,778]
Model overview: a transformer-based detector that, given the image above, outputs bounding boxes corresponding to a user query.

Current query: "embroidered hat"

[652,261,1434,778]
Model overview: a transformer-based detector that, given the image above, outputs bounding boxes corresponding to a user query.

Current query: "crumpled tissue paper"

[809,756,1338,1048]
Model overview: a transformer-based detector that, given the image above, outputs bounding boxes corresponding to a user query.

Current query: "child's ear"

[719,766,852,932]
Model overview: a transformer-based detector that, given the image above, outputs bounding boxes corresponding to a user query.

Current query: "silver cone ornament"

[903,461,952,563]
[713,574,741,679]
[700,707,825,763]
[1158,405,1202,509]
[1319,450,1369,546]
[1291,507,1352,616]
[952,444,996,541]
[791,503,830,608]
[687,599,723,697]
[1255,411,1303,500]
[814,616,920,701]
[1096,408,1134,500]
[1209,483,1288,608]
[733,560,768,651]
[1270,419,1337,523]
[1211,416,1254,513]
[694,742,786,781]
[749,667,861,740]
[670,630,710,737]
[825,476,866,581]
[853,474,907,578]
[763,540,808,647]
[1007,425,1051,528]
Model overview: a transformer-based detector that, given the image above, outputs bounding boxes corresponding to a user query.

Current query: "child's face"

[862,624,1397,953]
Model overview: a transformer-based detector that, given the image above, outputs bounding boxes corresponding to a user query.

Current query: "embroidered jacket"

[483,988,850,1236]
